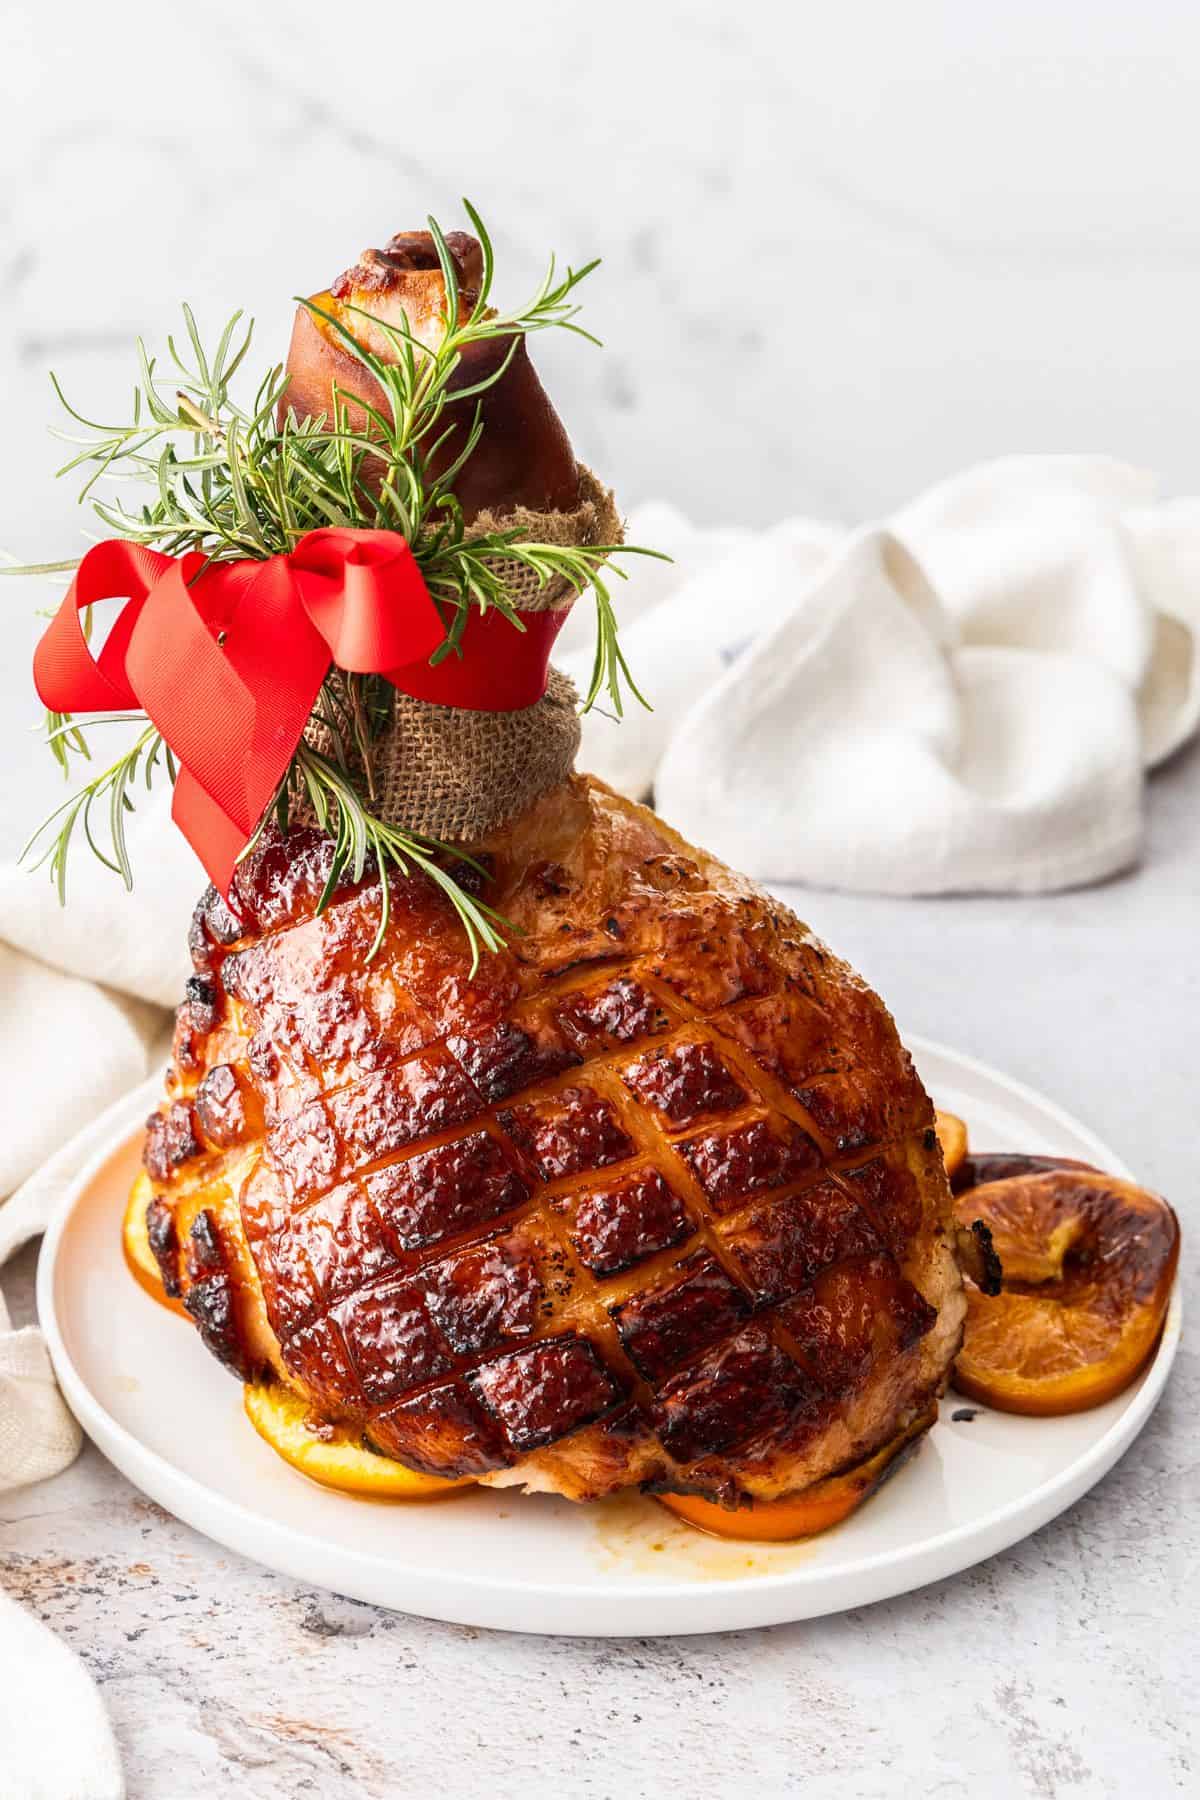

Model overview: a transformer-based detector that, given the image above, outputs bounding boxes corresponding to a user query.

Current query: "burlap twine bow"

[301,465,622,844]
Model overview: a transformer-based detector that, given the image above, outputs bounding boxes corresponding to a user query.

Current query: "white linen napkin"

[558,456,1199,886]
[0,830,182,1797]
[0,1585,124,1800]
[0,1097,138,1799]
[0,1286,80,1494]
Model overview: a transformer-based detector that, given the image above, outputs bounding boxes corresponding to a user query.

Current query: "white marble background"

[6,0,1200,546]
[1,4,1198,1796]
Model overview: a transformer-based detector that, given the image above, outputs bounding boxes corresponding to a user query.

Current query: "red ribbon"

[33,530,569,894]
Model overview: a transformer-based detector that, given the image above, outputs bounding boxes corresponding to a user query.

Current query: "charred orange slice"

[122,1174,189,1320]
[658,1405,936,1541]
[243,1381,472,1500]
[953,1170,1179,1415]
[952,1151,1095,1196]
[934,1110,968,1181]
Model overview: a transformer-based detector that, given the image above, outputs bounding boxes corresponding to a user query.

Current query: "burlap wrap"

[301,465,621,845]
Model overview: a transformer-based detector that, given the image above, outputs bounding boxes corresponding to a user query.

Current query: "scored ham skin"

[140,775,965,1506]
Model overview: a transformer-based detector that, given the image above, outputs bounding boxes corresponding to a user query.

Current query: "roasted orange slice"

[934,1110,968,1181]
[953,1170,1179,1415]
[658,1405,936,1541]
[122,1174,189,1320]
[952,1151,1095,1196]
[243,1381,472,1500]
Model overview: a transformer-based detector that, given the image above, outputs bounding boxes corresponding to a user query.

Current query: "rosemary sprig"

[22,725,176,902]
[10,202,663,957]
[418,531,652,715]
[280,743,508,973]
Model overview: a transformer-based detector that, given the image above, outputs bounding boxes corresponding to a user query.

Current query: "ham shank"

[136,228,966,1508]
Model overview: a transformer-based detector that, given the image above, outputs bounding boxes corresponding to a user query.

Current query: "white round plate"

[38,1036,1181,1636]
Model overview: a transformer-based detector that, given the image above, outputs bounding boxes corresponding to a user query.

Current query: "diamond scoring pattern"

[157,829,942,1489]
[254,947,928,1473]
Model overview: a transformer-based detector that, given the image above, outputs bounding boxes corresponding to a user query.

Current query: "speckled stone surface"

[2,734,1196,1799]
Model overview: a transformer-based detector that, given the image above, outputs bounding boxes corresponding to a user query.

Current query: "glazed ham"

[134,223,966,1507]
[141,778,965,1504]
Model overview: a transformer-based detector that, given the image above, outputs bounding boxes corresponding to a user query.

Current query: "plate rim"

[35,1035,1183,1626]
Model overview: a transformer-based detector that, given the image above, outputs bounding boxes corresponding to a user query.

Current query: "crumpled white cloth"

[0,1287,80,1496]
[0,1585,124,1800]
[558,456,1199,890]
[0,1033,175,1485]
[0,975,171,1800]
[0,1097,134,1799]
[0,763,193,1774]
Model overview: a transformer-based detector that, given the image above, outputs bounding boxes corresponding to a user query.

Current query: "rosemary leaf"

[15,203,664,962]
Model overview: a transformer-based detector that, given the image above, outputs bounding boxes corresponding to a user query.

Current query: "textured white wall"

[4,0,1200,550]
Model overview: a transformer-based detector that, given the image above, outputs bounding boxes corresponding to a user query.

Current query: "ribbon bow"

[33,530,567,894]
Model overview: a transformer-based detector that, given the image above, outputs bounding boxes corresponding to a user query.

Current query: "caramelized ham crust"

[141,778,965,1505]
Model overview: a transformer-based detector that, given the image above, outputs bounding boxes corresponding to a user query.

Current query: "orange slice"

[122,1174,189,1320]
[658,1405,935,1541]
[934,1110,968,1180]
[243,1381,472,1500]
[953,1170,1179,1415]
[952,1151,1095,1196]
